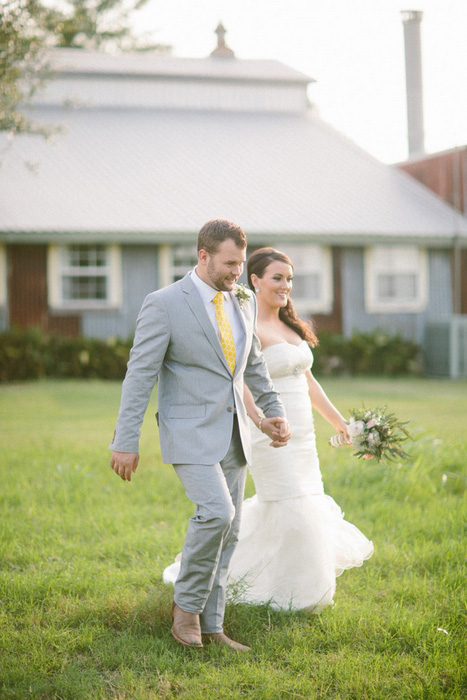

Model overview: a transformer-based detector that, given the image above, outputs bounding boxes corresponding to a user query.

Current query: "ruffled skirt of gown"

[226,491,373,612]
[226,350,374,612]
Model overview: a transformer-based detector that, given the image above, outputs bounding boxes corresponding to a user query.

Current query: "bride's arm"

[243,384,263,429]
[305,370,349,438]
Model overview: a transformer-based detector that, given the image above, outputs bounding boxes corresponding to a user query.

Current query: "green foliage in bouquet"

[347,406,412,463]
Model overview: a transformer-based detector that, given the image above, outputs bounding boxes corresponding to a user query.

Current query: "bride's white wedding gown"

[163,340,373,612]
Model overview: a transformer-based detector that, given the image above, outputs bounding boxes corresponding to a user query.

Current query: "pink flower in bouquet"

[363,454,374,460]
[366,419,377,429]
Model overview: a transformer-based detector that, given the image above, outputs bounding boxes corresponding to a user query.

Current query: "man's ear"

[198,249,210,266]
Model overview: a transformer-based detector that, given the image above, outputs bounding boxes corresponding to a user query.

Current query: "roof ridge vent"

[210,22,235,58]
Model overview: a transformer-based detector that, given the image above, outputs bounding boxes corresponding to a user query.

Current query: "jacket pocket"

[168,404,206,419]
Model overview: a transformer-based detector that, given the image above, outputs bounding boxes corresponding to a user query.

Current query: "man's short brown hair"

[197,219,247,255]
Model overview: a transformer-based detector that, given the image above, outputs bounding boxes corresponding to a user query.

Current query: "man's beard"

[207,261,236,291]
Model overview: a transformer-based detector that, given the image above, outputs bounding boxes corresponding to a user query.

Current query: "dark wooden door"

[7,245,80,335]
[8,245,48,329]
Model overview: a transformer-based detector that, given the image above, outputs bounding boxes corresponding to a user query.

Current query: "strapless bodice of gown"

[249,340,323,502]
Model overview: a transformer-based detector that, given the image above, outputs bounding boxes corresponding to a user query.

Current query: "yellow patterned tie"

[212,291,236,374]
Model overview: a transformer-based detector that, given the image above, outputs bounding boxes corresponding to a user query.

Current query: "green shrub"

[0,327,49,381]
[0,328,131,382]
[314,329,422,376]
[0,327,422,382]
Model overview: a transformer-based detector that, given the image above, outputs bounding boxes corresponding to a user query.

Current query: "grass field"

[1,377,466,699]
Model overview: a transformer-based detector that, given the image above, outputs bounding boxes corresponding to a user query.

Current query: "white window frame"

[365,245,428,313]
[279,244,333,314]
[48,244,122,310]
[0,245,6,307]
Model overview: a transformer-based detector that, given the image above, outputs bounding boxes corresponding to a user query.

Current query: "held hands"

[261,416,291,448]
[110,451,140,481]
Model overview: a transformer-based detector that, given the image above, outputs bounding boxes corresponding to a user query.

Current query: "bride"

[227,247,373,612]
[164,247,373,612]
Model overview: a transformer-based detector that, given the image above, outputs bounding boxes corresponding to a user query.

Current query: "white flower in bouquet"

[348,420,365,438]
[367,431,381,446]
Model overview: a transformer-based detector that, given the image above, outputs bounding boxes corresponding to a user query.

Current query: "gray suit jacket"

[110,272,285,465]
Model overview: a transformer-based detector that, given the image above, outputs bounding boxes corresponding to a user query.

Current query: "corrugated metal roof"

[49,48,312,84]
[1,107,466,240]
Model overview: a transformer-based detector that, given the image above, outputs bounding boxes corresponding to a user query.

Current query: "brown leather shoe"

[171,602,203,648]
[202,632,251,652]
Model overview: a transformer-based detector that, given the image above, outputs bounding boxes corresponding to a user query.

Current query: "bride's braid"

[247,247,318,348]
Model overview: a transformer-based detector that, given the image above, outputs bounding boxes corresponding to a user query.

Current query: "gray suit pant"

[173,417,247,634]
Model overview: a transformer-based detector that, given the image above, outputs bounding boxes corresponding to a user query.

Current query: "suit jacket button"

[227,407,233,412]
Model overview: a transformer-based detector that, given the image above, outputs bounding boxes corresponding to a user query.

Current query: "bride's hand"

[334,417,350,442]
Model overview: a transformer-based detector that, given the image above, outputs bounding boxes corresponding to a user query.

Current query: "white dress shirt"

[190,268,245,361]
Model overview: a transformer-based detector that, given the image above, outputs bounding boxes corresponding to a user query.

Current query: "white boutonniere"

[234,283,250,308]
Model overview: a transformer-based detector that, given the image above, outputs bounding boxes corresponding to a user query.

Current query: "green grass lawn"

[1,377,466,699]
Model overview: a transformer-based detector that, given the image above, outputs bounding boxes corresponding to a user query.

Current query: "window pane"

[63,275,107,300]
[173,246,198,268]
[68,245,107,268]
[171,245,199,282]
[397,274,417,299]
[281,244,322,272]
[378,275,396,299]
[292,273,321,300]
[378,274,417,300]
[372,246,420,272]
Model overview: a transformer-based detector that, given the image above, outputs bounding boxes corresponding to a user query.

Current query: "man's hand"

[260,416,291,448]
[110,451,140,481]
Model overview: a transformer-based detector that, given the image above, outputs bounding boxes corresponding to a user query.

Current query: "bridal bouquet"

[330,406,411,463]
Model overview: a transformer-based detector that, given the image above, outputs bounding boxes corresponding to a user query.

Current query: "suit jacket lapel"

[231,292,250,377]
[181,273,230,372]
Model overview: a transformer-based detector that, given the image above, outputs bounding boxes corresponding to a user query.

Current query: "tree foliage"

[41,0,166,51]
[0,0,50,136]
[0,0,168,135]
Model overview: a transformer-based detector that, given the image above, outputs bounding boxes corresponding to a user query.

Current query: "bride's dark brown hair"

[247,247,318,347]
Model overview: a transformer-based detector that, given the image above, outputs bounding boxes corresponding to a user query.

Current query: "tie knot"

[212,291,224,308]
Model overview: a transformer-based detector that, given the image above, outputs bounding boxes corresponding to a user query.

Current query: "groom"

[109,219,290,651]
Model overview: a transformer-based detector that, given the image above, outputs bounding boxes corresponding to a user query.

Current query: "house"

[398,146,467,313]
[1,28,466,350]
[396,146,467,376]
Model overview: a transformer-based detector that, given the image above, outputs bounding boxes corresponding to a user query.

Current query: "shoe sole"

[202,636,251,652]
[171,627,203,648]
